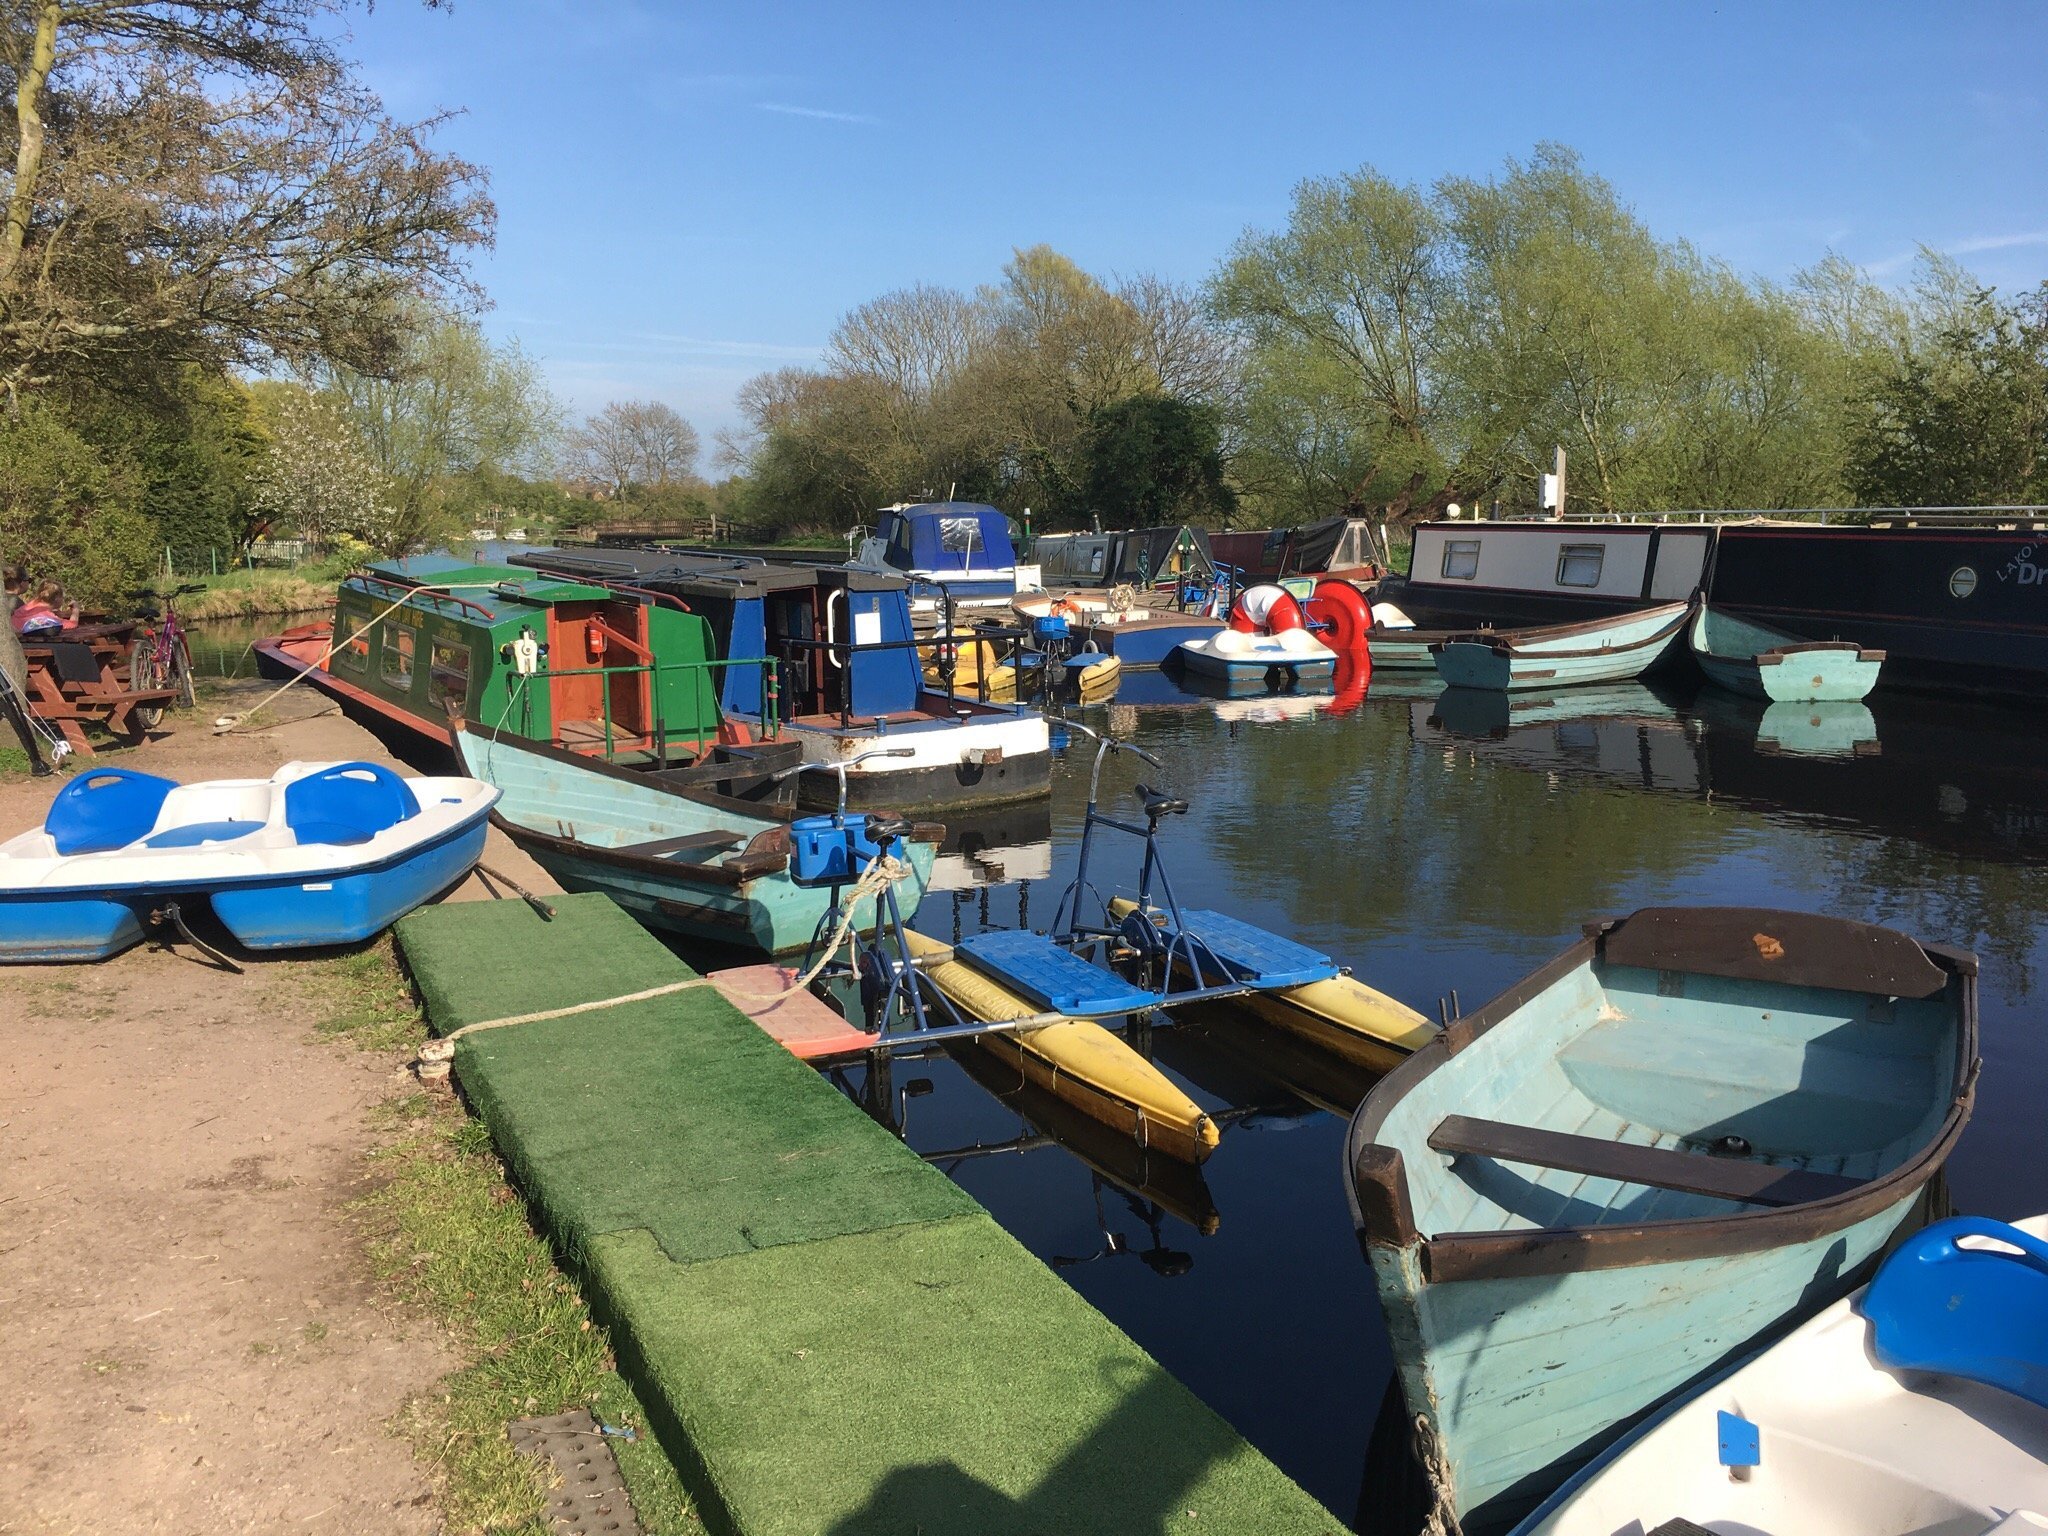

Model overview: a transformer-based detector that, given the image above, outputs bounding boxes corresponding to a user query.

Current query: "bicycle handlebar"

[1058,719,1164,802]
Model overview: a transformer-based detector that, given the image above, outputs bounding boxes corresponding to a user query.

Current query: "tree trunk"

[0,1,62,288]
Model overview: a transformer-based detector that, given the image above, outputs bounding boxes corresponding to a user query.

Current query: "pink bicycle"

[128,582,202,728]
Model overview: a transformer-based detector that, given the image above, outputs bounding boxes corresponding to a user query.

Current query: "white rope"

[212,578,483,735]
[1412,1412,1465,1536]
[417,977,717,1063]
[415,854,914,1062]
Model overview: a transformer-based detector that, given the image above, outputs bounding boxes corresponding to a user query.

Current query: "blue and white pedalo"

[0,761,497,961]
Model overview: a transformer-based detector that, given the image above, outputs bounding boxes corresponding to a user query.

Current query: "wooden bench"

[21,625,177,753]
[1428,1114,1864,1208]
[613,829,747,862]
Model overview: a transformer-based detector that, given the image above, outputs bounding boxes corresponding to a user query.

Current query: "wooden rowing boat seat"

[1428,1114,1864,1208]
[614,828,747,863]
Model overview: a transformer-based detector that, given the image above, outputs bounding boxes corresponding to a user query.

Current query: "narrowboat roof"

[510,546,912,600]
[347,561,617,620]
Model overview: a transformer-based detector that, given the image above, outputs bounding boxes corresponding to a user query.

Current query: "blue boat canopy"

[878,503,1017,575]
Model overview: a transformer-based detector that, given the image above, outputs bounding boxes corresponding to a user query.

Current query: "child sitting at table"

[9,576,79,636]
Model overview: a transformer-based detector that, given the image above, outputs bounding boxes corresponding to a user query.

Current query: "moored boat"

[1346,905,1978,1531]
[512,547,1054,813]
[0,761,494,960]
[451,720,939,956]
[256,559,739,764]
[1430,600,1692,691]
[1688,602,1884,702]
[1514,1213,2048,1536]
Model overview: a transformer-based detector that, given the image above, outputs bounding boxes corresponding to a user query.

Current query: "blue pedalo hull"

[209,814,491,949]
[0,892,150,962]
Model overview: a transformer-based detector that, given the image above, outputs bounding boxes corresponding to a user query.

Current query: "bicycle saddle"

[863,814,913,845]
[1134,784,1189,818]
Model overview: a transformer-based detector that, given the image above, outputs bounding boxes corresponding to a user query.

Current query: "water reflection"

[866,661,2048,1522]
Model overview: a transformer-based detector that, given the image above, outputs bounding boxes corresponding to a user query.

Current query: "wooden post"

[1554,445,1567,520]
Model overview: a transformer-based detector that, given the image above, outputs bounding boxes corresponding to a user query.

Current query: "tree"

[249,381,385,549]
[316,310,563,555]
[0,398,154,601]
[1080,395,1236,526]
[0,0,491,401]
[570,400,702,500]
[1849,272,2048,508]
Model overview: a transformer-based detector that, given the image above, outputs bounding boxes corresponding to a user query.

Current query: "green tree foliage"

[1214,146,1891,524]
[722,247,1233,534]
[0,398,154,602]
[314,310,563,556]
[1849,266,2048,507]
[1081,395,1236,526]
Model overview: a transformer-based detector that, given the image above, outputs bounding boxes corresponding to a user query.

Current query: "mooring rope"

[1412,1412,1465,1536]
[416,853,913,1068]
[212,578,479,734]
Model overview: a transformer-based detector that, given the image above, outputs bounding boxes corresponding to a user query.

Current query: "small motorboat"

[1689,602,1884,702]
[0,762,495,961]
[1346,905,1978,1531]
[453,720,940,956]
[1431,600,1693,691]
[1514,1213,2048,1536]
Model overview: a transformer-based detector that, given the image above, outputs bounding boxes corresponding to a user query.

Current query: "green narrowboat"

[256,557,757,766]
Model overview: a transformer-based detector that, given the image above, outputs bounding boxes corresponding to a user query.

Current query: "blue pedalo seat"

[282,762,421,848]
[44,768,178,854]
[1860,1215,2048,1411]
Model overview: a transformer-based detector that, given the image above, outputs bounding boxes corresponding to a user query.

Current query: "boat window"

[381,624,415,690]
[428,639,471,712]
[886,519,915,569]
[1556,544,1605,588]
[939,516,987,556]
[334,618,370,672]
[1440,539,1481,580]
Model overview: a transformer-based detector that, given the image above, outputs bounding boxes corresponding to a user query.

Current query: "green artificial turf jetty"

[590,1222,1341,1536]
[397,895,1339,1534]
[396,895,975,1263]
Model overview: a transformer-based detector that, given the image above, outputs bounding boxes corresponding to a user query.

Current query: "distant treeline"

[718,145,2048,538]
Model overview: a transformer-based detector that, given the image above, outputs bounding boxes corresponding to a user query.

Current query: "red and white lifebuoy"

[1229,583,1307,634]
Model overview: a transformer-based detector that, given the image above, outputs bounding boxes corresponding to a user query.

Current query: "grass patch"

[179,578,336,622]
[300,939,698,1535]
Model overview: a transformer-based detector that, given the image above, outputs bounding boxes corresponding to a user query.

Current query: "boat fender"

[1229,583,1306,634]
[1305,578,1373,653]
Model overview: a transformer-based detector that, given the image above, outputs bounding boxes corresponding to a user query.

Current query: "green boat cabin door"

[546,597,655,753]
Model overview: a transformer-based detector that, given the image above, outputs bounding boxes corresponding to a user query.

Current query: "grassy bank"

[182,564,347,621]
[300,944,697,1535]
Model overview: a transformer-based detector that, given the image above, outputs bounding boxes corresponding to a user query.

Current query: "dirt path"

[0,686,560,1535]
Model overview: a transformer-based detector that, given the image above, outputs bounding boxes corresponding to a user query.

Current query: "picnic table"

[19,620,179,754]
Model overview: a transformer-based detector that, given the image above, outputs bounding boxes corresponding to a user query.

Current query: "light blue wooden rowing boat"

[1346,906,1977,1531]
[451,722,939,955]
[1689,603,1884,702]
[1431,601,1692,691]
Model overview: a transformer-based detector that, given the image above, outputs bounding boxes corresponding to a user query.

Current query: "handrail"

[345,570,499,623]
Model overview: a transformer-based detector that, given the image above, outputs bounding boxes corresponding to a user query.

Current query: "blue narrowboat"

[850,501,1026,612]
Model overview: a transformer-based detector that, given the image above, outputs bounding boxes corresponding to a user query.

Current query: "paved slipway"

[0,683,561,1535]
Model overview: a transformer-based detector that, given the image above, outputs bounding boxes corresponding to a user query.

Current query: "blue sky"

[340,1,2048,456]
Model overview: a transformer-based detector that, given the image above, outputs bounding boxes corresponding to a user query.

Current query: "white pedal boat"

[1174,626,1337,682]
[0,761,496,961]
[1515,1214,2048,1536]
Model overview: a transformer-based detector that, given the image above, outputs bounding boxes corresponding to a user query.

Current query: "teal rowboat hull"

[1689,603,1884,702]
[451,723,937,956]
[1367,629,1443,671]
[1346,906,1976,1531]
[1432,602,1692,691]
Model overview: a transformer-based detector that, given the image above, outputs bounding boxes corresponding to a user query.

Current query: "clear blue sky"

[339,1,2048,458]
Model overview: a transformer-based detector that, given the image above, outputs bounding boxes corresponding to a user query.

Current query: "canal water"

[863,670,2048,1527]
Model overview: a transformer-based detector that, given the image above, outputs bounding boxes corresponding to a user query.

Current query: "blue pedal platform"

[954,930,1161,1017]
[1172,908,1340,989]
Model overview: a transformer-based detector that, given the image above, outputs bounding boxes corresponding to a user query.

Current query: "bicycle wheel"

[128,637,169,731]
[171,634,197,709]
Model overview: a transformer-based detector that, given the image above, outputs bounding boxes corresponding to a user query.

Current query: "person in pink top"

[9,577,78,636]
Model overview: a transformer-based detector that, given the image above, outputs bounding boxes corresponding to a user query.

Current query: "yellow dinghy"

[1106,898,1436,1074]
[901,928,1219,1164]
